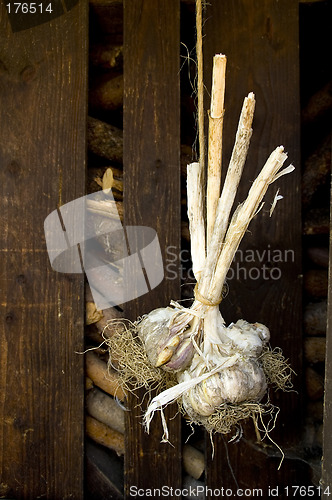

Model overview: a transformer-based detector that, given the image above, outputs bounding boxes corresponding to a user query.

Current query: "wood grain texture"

[203,0,303,492]
[86,456,124,500]
[123,0,181,497]
[322,181,332,491]
[85,440,124,499]
[0,2,87,498]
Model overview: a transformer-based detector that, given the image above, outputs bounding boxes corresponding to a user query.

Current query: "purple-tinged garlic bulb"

[144,318,272,433]
[137,307,196,372]
[178,319,270,418]
[181,357,267,418]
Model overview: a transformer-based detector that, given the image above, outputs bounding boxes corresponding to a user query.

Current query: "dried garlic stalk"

[206,54,227,245]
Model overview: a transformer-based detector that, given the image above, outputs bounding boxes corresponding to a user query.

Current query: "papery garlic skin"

[178,319,269,418]
[137,308,175,368]
[224,320,270,357]
[164,338,195,372]
[137,307,195,372]
[181,357,267,417]
[139,307,270,419]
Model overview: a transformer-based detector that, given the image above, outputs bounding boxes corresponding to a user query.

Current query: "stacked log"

[301,1,331,458]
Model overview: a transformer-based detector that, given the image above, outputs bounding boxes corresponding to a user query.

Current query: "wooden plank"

[203,0,303,492]
[86,456,124,500]
[322,181,332,492]
[85,440,124,499]
[123,0,181,497]
[0,2,87,498]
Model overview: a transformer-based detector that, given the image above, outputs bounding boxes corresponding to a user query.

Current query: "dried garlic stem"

[187,162,206,278]
[216,93,255,244]
[206,54,227,246]
[205,146,289,303]
[201,93,256,294]
[196,0,205,175]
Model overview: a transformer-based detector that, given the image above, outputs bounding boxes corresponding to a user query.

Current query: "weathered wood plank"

[86,454,124,500]
[86,440,124,498]
[203,0,303,492]
[322,179,332,492]
[0,2,87,498]
[123,0,181,497]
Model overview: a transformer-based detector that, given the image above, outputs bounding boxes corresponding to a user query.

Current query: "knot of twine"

[194,283,223,307]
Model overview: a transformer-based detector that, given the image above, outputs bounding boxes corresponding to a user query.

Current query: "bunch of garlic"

[142,89,294,434]
[104,55,294,442]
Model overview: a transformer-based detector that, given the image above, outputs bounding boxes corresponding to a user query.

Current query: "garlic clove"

[163,338,195,372]
[253,322,270,342]
[155,335,180,367]
[225,319,268,357]
[137,307,176,368]
[137,307,196,372]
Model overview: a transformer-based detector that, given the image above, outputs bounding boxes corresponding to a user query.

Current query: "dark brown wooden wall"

[322,177,332,491]
[0,0,320,497]
[0,1,87,498]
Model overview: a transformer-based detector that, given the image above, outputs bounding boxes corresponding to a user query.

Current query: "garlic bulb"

[181,357,267,418]
[178,319,269,418]
[143,315,272,433]
[137,307,195,372]
[224,320,270,357]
